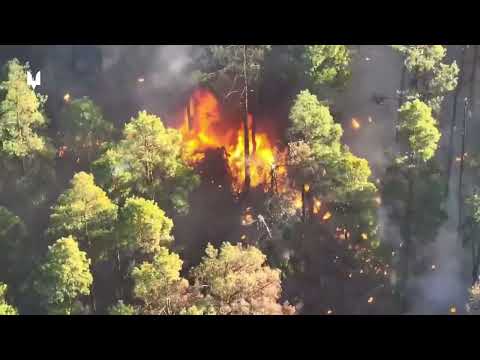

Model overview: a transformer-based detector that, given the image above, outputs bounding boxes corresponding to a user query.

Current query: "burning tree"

[195,45,271,193]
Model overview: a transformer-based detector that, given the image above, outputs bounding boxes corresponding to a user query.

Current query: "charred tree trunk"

[242,45,251,193]
[446,46,467,196]
[458,98,469,238]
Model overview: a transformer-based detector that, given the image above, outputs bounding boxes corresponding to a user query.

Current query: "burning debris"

[351,118,360,130]
[322,211,332,221]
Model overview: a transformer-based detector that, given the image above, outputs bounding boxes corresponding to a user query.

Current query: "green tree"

[108,300,136,315]
[386,99,442,312]
[286,90,379,244]
[59,96,114,164]
[93,111,199,214]
[191,242,295,315]
[304,45,352,88]
[34,236,93,314]
[393,45,458,114]
[118,197,174,255]
[0,283,18,315]
[288,89,342,147]
[0,206,27,283]
[48,172,117,261]
[132,247,193,315]
[0,59,50,169]
[397,99,441,162]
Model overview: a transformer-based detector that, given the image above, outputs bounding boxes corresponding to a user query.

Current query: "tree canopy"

[93,111,199,214]
[0,59,49,159]
[48,172,117,260]
[33,236,93,314]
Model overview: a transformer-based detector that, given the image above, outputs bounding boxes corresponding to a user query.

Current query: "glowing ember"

[294,192,303,209]
[64,93,70,102]
[242,214,255,226]
[351,118,360,129]
[241,234,247,240]
[361,233,368,240]
[176,88,284,192]
[313,198,322,214]
[368,297,374,304]
[304,184,310,192]
[322,211,332,221]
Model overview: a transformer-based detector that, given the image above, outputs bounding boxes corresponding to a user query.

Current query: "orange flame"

[322,211,332,221]
[351,118,360,129]
[177,89,284,192]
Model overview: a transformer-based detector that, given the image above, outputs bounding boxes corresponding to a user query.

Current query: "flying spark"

[368,297,374,304]
[322,212,332,221]
[137,77,145,83]
[361,233,368,240]
[351,118,361,129]
[64,93,70,102]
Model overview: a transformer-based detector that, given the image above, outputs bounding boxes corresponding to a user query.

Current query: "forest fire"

[177,88,284,192]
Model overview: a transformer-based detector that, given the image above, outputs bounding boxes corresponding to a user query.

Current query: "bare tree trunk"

[401,165,414,313]
[446,46,467,196]
[458,98,469,238]
[242,45,251,193]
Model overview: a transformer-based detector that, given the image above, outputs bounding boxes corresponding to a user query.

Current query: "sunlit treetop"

[34,236,93,315]
[0,59,49,158]
[0,282,18,315]
[48,172,118,260]
[393,45,446,74]
[288,90,343,147]
[191,242,295,315]
[119,196,174,255]
[304,45,352,87]
[93,111,199,214]
[398,99,441,162]
[132,246,191,315]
